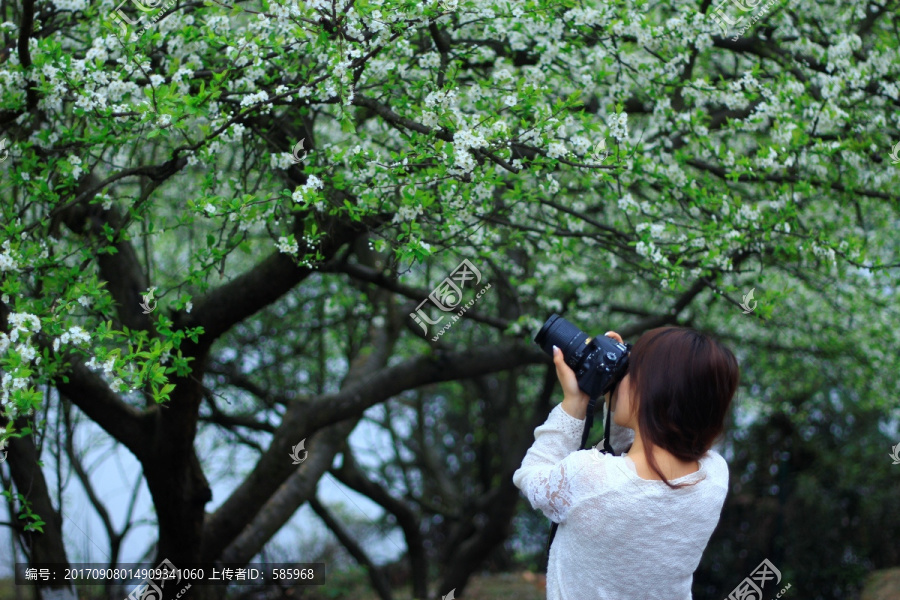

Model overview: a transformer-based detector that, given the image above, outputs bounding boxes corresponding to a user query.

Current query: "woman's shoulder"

[702,448,728,468]
[701,449,729,488]
[560,447,627,482]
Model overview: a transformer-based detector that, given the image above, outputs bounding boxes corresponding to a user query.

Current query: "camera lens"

[534,314,589,360]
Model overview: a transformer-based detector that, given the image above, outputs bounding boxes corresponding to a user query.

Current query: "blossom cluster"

[0,313,41,417]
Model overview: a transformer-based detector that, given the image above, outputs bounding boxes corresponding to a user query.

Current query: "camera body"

[534,314,632,399]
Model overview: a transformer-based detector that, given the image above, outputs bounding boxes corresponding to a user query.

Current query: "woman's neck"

[626,431,699,480]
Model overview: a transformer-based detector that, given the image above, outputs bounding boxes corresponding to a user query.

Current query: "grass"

[860,568,900,600]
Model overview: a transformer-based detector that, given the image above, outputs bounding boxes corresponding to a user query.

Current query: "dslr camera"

[534,314,632,399]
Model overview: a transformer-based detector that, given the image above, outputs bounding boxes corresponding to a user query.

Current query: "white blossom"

[240,90,270,108]
[392,203,424,223]
[618,193,638,213]
[607,112,629,141]
[7,312,41,342]
[0,244,18,272]
[276,236,299,255]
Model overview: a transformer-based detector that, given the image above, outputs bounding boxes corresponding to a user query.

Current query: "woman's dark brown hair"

[627,326,740,489]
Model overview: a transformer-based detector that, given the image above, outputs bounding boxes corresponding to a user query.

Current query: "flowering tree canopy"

[0,0,898,596]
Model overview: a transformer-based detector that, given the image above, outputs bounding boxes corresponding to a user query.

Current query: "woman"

[512,326,740,600]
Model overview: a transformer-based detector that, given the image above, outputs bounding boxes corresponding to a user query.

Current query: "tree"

[1,0,897,597]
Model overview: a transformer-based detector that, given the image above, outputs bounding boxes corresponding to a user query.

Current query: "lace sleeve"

[512,404,593,524]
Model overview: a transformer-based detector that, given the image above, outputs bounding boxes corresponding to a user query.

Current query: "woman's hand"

[554,346,588,419]
[555,331,624,420]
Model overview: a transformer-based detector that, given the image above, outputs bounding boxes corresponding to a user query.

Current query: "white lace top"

[512,404,729,600]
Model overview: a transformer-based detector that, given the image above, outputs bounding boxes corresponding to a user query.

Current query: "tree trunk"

[143,372,212,599]
[7,416,78,600]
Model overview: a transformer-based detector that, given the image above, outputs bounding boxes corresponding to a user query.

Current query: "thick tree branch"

[203,342,546,557]
[331,449,429,599]
[31,156,189,235]
[59,176,152,332]
[309,494,394,600]
[438,477,521,597]
[327,261,509,330]
[199,394,277,434]
[180,215,374,355]
[205,310,401,560]
[54,359,150,459]
[206,359,304,408]
[61,400,141,600]
[18,0,37,110]
[216,418,360,564]
[5,416,77,600]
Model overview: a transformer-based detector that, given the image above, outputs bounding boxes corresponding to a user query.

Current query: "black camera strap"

[545,394,614,559]
[583,394,615,454]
